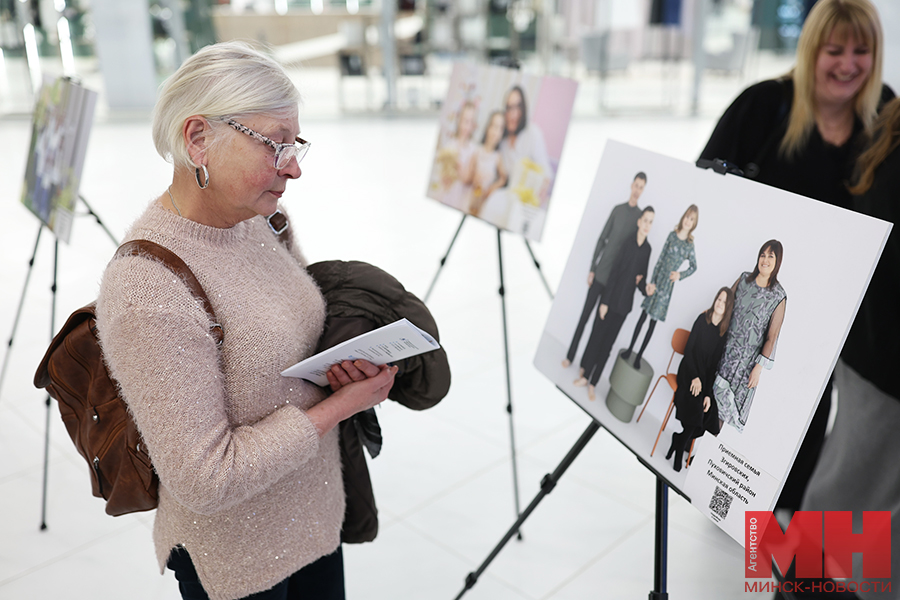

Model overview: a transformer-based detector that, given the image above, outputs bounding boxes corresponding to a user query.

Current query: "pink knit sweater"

[96,202,343,600]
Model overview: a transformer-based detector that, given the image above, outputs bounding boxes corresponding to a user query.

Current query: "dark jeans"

[167,545,345,600]
[566,279,605,362]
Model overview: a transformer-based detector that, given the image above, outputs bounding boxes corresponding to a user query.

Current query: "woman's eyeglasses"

[223,119,310,169]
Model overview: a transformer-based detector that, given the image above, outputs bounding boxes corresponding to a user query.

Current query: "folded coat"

[306,260,451,543]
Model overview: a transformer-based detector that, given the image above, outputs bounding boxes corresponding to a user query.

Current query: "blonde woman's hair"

[849,97,900,195]
[152,41,301,170]
[781,0,883,159]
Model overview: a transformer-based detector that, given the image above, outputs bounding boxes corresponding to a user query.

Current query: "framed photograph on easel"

[426,62,577,242]
[533,140,891,545]
[20,76,97,244]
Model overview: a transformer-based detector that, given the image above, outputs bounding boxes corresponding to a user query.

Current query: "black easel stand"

[0,197,118,531]
[0,199,118,402]
[650,478,669,600]
[78,194,118,246]
[0,225,43,400]
[453,420,601,600]
[495,228,523,533]
[523,238,554,299]
[424,215,469,303]
[39,239,60,531]
[424,214,554,531]
[424,214,554,304]
[453,420,674,600]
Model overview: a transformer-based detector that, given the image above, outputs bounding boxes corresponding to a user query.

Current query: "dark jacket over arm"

[306,260,451,543]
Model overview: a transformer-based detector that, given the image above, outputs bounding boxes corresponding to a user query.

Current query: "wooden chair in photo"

[636,328,690,457]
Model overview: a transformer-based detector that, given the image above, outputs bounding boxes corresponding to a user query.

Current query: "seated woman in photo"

[666,287,734,472]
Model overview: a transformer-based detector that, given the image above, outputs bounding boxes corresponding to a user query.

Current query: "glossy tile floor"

[0,56,794,599]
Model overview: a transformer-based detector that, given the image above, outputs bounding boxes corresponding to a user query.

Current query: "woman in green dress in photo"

[624,204,699,368]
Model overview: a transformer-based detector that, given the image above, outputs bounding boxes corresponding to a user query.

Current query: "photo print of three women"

[426,62,577,242]
[534,141,890,544]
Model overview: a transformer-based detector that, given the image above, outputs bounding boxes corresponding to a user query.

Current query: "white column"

[870,0,899,91]
[380,0,397,110]
[90,0,157,111]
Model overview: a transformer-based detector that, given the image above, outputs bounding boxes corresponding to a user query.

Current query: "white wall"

[871,0,900,91]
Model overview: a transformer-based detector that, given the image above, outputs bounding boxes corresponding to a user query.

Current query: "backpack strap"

[115,240,224,346]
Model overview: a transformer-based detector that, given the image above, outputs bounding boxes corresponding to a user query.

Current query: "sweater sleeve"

[636,242,651,296]
[680,241,697,280]
[592,207,617,270]
[97,256,321,516]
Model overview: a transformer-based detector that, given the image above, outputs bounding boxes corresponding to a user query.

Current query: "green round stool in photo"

[606,350,653,422]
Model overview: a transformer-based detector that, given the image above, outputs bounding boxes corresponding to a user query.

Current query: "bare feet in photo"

[573,377,588,387]
[561,359,571,368]
[588,385,596,401]
[578,367,584,378]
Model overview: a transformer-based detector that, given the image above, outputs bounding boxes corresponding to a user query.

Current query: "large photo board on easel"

[426,62,577,242]
[533,140,891,545]
[20,76,97,244]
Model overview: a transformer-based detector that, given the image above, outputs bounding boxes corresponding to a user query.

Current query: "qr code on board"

[709,486,733,520]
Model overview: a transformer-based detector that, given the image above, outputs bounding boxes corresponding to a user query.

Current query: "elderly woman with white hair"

[95,41,396,600]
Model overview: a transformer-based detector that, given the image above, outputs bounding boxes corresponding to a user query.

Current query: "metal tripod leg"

[0,225,43,402]
[40,238,59,531]
[424,214,467,303]
[78,194,119,246]
[650,478,669,599]
[453,420,602,600]
[496,228,522,535]
[523,238,554,299]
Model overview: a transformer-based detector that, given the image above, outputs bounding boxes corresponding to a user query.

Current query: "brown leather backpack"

[33,239,221,516]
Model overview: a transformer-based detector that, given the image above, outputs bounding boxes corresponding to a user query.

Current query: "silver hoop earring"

[195,165,210,189]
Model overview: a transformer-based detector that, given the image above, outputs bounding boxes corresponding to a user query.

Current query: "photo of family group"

[533,141,890,544]
[20,76,97,244]
[426,62,577,241]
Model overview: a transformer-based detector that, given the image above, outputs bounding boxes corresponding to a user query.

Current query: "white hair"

[151,41,301,170]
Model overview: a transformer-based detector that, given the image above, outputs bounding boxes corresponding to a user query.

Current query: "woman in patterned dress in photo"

[624,204,699,369]
[713,240,787,433]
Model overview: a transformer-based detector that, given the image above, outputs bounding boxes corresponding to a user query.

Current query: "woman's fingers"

[349,365,397,411]
[331,359,376,386]
[325,369,343,391]
[369,364,397,393]
[352,359,383,378]
[340,360,367,381]
[328,359,397,394]
[329,363,354,387]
